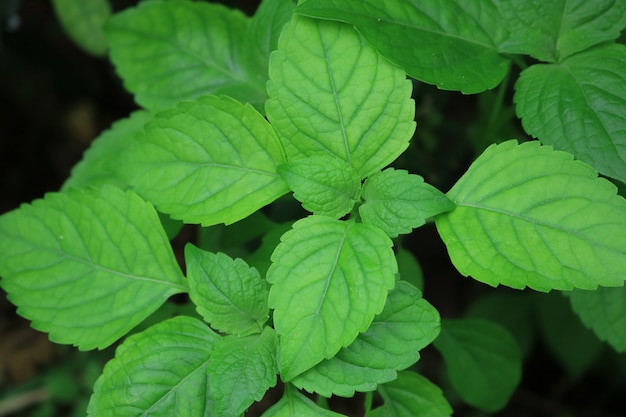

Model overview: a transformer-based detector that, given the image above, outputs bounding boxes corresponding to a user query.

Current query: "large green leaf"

[296,0,510,93]
[0,187,187,350]
[435,140,626,292]
[514,44,626,183]
[433,318,522,412]
[266,15,414,178]
[120,95,288,226]
[262,384,345,417]
[267,215,397,381]
[291,281,440,397]
[87,316,220,417]
[52,0,110,56]
[498,0,626,62]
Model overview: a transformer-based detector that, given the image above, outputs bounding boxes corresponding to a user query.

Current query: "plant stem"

[364,391,373,416]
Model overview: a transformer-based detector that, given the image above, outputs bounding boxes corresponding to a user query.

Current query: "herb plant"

[2,0,626,416]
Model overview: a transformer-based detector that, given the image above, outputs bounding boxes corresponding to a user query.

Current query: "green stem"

[364,391,374,416]
[484,67,512,143]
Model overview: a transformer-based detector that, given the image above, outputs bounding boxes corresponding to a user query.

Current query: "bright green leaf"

[514,44,626,183]
[435,140,626,291]
[395,248,424,291]
[267,215,397,381]
[52,0,110,56]
[185,244,269,336]
[208,328,279,417]
[292,281,440,397]
[433,318,522,412]
[360,169,455,237]
[296,0,510,94]
[121,95,288,226]
[87,316,220,417]
[262,384,345,417]
[371,371,452,417]
[266,15,414,178]
[0,187,187,350]
[277,155,361,218]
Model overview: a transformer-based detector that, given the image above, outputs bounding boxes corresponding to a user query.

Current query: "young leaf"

[498,0,626,62]
[267,215,397,381]
[435,140,626,292]
[105,1,266,111]
[514,44,626,183]
[291,281,440,397]
[121,95,289,226]
[296,0,510,94]
[52,0,110,56]
[569,286,626,353]
[62,110,151,191]
[87,316,221,417]
[262,384,345,417]
[277,155,361,218]
[185,244,269,336]
[360,168,455,237]
[0,187,187,350]
[433,318,522,412]
[266,15,415,178]
[395,248,424,291]
[371,371,452,417]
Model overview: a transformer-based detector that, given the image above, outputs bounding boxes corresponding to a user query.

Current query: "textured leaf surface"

[105,1,265,111]
[121,96,288,226]
[292,281,440,397]
[87,316,220,417]
[569,286,626,353]
[499,0,626,61]
[371,371,452,417]
[435,140,626,291]
[208,328,279,417]
[0,187,187,350]
[515,44,626,183]
[277,155,361,218]
[185,245,269,336]
[52,0,110,56]
[360,169,455,237]
[297,0,510,93]
[267,215,397,381]
[266,15,414,178]
[434,319,522,412]
[262,384,344,417]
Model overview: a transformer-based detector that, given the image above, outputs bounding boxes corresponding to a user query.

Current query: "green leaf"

[52,0,110,56]
[262,384,345,417]
[267,215,397,381]
[105,1,266,111]
[87,316,220,417]
[121,95,289,226]
[395,248,424,291]
[185,244,269,336]
[62,111,151,191]
[277,155,361,218]
[266,15,415,178]
[435,140,626,291]
[371,371,452,417]
[360,169,455,237]
[498,0,626,62]
[0,187,187,350]
[208,328,279,417]
[291,281,440,397]
[433,318,522,412]
[296,0,510,94]
[569,286,626,353]
[514,44,626,183]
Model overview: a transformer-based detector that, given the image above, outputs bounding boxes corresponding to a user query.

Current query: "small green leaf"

[0,187,187,350]
[262,384,345,417]
[87,316,220,417]
[395,248,424,291]
[52,0,110,56]
[569,286,626,353]
[267,215,397,381]
[62,111,151,191]
[208,328,279,417]
[371,371,452,417]
[121,95,288,226]
[292,281,440,397]
[266,15,415,178]
[185,244,269,336]
[360,169,455,237]
[514,44,626,183]
[435,140,626,291]
[433,318,522,412]
[296,0,510,93]
[277,155,361,218]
